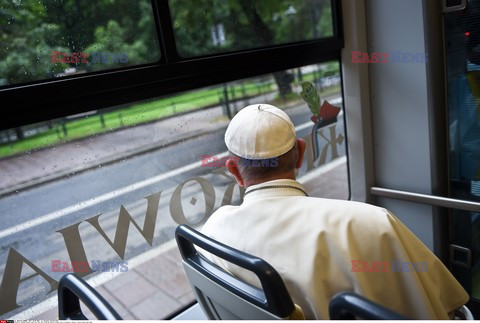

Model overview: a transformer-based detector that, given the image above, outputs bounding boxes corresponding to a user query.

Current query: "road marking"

[0,153,224,240]
[0,97,343,240]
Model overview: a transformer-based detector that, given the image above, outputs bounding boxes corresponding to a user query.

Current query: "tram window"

[0,0,160,87]
[0,61,346,319]
[169,0,334,57]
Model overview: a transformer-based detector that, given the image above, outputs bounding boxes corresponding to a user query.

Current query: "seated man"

[200,103,469,319]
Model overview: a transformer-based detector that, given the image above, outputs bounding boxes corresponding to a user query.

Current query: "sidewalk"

[0,100,232,196]
[31,242,196,320]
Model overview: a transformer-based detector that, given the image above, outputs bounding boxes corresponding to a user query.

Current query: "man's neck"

[243,172,296,188]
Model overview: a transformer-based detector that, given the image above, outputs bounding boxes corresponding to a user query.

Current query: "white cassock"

[200,179,469,319]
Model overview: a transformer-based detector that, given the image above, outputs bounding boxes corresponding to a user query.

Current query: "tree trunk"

[273,71,293,97]
[238,1,293,97]
[14,127,24,140]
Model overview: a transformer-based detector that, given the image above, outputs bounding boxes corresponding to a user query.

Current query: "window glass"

[445,0,480,301]
[0,0,160,87]
[169,0,334,57]
[0,62,346,319]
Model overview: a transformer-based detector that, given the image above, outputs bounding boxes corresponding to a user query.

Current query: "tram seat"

[175,224,304,320]
[58,273,122,320]
[329,292,474,320]
[455,305,475,320]
[328,291,408,320]
[175,225,473,320]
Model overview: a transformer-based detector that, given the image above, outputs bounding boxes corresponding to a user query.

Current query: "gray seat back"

[175,225,295,320]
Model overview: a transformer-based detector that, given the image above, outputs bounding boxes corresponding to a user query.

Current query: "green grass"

[0,79,339,158]
[0,129,63,156]
[0,82,275,157]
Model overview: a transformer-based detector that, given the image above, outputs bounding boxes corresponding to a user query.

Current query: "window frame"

[0,0,343,131]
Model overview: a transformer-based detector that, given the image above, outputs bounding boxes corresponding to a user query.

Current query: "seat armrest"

[58,273,122,320]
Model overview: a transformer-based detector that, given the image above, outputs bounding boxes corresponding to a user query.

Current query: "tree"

[169,0,334,97]
[235,1,294,97]
[0,0,69,85]
[0,0,160,85]
[0,0,333,90]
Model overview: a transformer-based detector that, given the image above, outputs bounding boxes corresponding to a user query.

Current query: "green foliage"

[0,0,332,86]
[168,0,333,97]
[0,0,159,85]
[83,20,151,71]
[169,0,333,56]
[323,62,340,77]
[0,0,68,84]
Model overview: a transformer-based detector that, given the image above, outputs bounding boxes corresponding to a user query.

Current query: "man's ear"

[226,158,245,187]
[295,138,306,169]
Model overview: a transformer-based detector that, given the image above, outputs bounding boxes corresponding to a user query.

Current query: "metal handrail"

[371,187,480,213]
[58,273,122,320]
